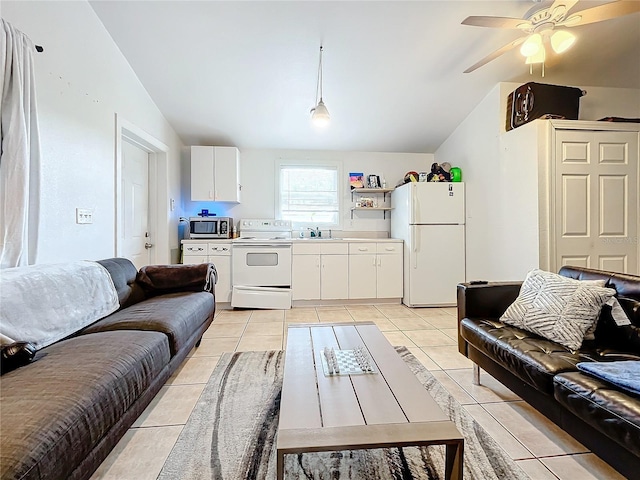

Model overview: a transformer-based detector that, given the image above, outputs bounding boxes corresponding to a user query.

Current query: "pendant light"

[310,45,330,127]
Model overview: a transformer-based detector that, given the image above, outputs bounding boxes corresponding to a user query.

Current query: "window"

[277,161,341,228]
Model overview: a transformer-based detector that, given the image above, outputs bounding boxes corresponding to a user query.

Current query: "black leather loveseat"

[457,266,640,478]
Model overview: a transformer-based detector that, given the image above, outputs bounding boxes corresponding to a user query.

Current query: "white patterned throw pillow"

[500,269,616,351]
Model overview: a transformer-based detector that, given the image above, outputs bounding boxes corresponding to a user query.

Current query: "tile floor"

[91,304,624,480]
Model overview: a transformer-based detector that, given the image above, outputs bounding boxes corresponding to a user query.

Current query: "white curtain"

[0,19,41,268]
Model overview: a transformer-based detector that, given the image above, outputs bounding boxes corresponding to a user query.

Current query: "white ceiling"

[90,0,640,153]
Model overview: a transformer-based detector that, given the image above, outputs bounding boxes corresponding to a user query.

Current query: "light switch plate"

[76,208,93,224]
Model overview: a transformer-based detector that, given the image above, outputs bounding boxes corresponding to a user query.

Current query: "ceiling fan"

[462,0,640,73]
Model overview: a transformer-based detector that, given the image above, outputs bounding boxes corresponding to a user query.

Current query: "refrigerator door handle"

[413,226,419,269]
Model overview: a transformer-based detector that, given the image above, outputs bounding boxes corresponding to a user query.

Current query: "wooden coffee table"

[276,322,464,479]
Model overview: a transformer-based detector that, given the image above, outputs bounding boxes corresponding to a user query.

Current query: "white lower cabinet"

[292,242,349,301]
[291,252,321,300]
[376,243,403,298]
[182,241,232,303]
[349,242,402,299]
[321,253,349,300]
[293,240,402,302]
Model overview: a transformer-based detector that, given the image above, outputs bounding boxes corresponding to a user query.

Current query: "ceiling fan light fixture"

[551,30,576,54]
[520,33,542,57]
[525,46,546,65]
[310,45,330,128]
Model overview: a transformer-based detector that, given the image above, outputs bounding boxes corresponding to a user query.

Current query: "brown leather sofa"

[457,266,640,478]
[0,258,216,480]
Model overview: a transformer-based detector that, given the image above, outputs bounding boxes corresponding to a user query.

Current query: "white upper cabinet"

[190,146,241,202]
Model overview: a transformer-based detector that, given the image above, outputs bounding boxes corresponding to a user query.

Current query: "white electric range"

[231,219,293,309]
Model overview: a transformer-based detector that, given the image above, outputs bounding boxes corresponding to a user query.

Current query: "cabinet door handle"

[358,247,368,251]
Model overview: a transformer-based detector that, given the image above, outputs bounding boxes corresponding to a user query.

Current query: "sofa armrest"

[457,282,522,355]
[457,282,522,321]
[136,263,217,297]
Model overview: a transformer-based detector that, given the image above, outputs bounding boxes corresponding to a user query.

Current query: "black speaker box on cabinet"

[506,82,586,131]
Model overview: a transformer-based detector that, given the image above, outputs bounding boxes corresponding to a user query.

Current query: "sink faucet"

[308,227,321,238]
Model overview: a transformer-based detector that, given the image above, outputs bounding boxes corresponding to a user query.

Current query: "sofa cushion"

[500,269,615,351]
[97,258,146,309]
[81,291,214,356]
[559,266,640,300]
[461,317,585,394]
[0,330,170,480]
[554,371,640,457]
[137,263,217,295]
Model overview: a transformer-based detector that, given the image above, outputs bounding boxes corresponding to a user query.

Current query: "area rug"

[158,348,529,479]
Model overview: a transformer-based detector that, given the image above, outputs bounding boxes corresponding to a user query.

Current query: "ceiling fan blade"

[464,37,526,73]
[561,0,640,27]
[547,0,580,21]
[462,16,530,30]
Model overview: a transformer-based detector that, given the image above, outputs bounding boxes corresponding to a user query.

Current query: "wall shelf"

[350,187,394,202]
[350,207,393,219]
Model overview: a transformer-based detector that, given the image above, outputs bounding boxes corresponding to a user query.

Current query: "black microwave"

[188,217,233,239]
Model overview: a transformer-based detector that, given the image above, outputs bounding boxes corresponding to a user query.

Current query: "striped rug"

[159,347,529,479]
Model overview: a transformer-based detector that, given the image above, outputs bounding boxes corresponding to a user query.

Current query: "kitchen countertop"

[181,238,402,243]
[292,237,402,243]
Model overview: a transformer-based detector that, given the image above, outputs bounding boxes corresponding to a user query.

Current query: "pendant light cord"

[315,46,324,104]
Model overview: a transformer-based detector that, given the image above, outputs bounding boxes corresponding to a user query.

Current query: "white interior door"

[554,129,639,274]
[122,140,150,269]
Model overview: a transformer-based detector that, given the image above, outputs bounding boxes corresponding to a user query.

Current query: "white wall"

[181,148,433,237]
[436,82,640,281]
[3,1,184,263]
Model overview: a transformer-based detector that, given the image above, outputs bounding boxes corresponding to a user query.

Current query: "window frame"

[275,159,343,230]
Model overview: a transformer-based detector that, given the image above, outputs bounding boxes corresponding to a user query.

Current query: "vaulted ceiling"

[90,0,640,153]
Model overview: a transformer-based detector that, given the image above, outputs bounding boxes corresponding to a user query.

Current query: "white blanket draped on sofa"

[0,19,41,268]
[0,261,119,349]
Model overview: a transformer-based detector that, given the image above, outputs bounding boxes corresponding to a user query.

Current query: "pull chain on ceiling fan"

[462,0,640,74]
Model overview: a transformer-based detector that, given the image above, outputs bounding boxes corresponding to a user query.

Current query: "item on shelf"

[403,171,419,184]
[349,172,364,189]
[598,117,640,123]
[426,162,451,182]
[367,174,381,188]
[450,167,462,182]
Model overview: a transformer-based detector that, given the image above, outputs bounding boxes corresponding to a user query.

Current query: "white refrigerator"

[391,182,466,307]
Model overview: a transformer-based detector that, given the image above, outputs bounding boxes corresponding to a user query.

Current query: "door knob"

[144,242,153,249]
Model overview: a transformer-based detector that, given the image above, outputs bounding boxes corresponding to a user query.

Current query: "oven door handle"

[234,243,292,248]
